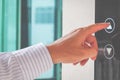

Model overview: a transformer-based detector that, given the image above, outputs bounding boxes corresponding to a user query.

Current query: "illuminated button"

[104,44,114,59]
[105,18,115,33]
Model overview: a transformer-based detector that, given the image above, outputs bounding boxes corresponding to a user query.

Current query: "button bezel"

[105,18,115,33]
[104,44,115,59]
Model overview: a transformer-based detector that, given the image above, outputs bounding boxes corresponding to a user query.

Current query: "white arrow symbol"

[107,25,112,30]
[107,48,112,55]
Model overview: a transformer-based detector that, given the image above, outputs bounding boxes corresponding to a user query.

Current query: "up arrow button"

[105,18,115,33]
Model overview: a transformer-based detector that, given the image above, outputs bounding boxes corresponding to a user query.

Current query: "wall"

[62,0,95,80]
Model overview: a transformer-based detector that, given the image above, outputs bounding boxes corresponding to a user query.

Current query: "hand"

[47,23,109,66]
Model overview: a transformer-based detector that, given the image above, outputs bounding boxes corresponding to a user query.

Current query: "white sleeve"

[0,43,53,80]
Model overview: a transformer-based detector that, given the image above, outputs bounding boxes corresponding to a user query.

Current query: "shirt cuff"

[13,43,53,79]
[38,43,54,69]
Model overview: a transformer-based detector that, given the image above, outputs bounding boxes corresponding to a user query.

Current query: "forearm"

[0,43,53,80]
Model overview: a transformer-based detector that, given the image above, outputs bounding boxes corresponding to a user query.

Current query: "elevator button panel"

[95,0,120,80]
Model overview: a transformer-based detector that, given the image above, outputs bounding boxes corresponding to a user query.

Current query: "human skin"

[47,23,109,66]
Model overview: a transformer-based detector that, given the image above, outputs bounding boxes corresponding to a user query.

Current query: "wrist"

[46,44,61,64]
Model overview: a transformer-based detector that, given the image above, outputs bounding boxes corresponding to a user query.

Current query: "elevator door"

[95,0,120,80]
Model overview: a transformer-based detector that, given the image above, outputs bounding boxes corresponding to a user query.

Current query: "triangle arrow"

[107,25,112,30]
[107,48,112,55]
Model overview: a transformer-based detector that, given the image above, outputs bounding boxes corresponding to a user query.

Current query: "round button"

[104,44,114,59]
[105,18,115,33]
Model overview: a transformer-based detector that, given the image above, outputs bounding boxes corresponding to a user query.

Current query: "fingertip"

[80,62,86,66]
[95,22,110,28]
[80,61,87,66]
[86,22,110,35]
[73,62,79,65]
[80,58,89,66]
[91,56,97,61]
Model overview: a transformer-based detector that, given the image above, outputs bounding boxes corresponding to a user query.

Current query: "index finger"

[85,23,110,35]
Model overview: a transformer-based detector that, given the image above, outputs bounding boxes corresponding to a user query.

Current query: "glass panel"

[3,0,17,51]
[28,0,62,79]
[29,0,55,79]
[0,0,20,52]
[31,0,55,45]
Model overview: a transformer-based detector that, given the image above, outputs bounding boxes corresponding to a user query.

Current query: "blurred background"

[0,0,62,80]
[0,0,95,80]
